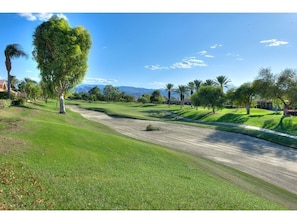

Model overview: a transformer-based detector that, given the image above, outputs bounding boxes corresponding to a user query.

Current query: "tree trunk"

[7,74,11,99]
[59,94,66,114]
[246,105,250,115]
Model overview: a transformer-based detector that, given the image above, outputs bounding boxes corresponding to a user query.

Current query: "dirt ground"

[68,105,297,195]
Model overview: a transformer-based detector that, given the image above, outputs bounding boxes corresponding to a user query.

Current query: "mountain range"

[74,83,235,99]
[73,84,180,99]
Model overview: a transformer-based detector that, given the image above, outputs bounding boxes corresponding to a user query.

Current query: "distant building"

[255,99,273,110]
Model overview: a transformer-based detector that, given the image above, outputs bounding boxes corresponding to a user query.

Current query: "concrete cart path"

[68,105,297,195]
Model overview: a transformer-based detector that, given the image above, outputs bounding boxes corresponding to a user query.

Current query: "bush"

[0,99,11,109]
[146,124,160,131]
[12,98,26,106]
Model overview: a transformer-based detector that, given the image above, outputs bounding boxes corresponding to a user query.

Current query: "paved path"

[68,105,297,195]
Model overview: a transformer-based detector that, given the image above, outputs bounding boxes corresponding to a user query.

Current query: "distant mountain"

[73,84,180,99]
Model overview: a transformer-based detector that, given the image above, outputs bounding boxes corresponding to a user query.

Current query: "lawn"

[0,100,296,210]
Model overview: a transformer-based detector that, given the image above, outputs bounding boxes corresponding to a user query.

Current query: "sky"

[1,1,297,91]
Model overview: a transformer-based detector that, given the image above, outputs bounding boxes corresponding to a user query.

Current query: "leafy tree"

[234,82,255,115]
[165,83,174,107]
[18,80,26,94]
[32,15,92,113]
[103,85,120,102]
[253,67,297,115]
[18,78,42,102]
[123,94,136,103]
[4,44,28,99]
[225,87,237,108]
[197,85,225,113]
[214,75,231,91]
[191,92,200,110]
[150,89,164,103]
[88,86,101,101]
[137,94,150,104]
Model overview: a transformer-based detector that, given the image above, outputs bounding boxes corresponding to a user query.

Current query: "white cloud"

[145,56,207,71]
[210,43,223,49]
[260,39,288,47]
[171,57,207,69]
[19,13,67,21]
[198,50,214,58]
[83,77,118,85]
[144,65,168,70]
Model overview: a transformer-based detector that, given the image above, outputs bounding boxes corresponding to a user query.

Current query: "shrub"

[12,98,26,106]
[146,124,160,131]
[0,99,11,109]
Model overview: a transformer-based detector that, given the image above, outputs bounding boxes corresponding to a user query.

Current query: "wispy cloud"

[171,57,207,69]
[83,77,118,85]
[145,56,207,71]
[210,43,223,49]
[226,53,244,61]
[198,50,214,58]
[260,39,288,47]
[19,13,67,21]
[144,65,168,70]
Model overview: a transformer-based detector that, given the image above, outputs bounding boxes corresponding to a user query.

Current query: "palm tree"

[187,81,195,96]
[214,75,231,91]
[4,44,28,99]
[194,79,202,93]
[203,79,215,86]
[175,85,188,109]
[165,83,174,107]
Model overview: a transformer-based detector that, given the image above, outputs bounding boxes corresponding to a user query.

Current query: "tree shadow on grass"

[216,113,249,124]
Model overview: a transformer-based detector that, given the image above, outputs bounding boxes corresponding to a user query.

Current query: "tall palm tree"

[187,81,195,96]
[203,79,215,86]
[165,83,174,107]
[214,75,231,91]
[175,85,188,109]
[194,79,202,93]
[4,44,28,99]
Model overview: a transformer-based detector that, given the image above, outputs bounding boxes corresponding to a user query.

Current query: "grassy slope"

[0,101,297,210]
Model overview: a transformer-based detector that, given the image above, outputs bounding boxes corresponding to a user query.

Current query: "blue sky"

[1,7,297,90]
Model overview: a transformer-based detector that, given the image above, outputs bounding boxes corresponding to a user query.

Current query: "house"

[0,80,8,92]
[0,79,18,97]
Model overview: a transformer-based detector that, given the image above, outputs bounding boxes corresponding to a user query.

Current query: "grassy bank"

[1,101,296,210]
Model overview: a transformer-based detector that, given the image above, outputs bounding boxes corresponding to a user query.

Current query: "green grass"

[1,100,297,210]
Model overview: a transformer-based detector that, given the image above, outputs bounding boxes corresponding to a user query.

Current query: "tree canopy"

[253,67,297,115]
[195,85,225,113]
[32,15,92,113]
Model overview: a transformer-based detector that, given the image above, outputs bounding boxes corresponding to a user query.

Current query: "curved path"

[68,105,297,195]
